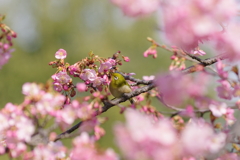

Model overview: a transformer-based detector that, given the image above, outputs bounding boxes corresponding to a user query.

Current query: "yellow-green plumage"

[109,73,134,104]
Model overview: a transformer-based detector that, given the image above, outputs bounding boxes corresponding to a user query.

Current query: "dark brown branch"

[54,121,83,142]
[182,54,228,74]
[54,54,229,142]
[53,83,155,142]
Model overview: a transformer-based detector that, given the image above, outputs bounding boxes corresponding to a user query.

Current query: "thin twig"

[182,54,228,74]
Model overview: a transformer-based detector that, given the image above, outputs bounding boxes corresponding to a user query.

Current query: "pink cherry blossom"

[209,103,227,117]
[52,71,72,84]
[94,126,105,140]
[76,82,87,92]
[10,142,27,158]
[57,106,77,125]
[55,49,67,59]
[213,23,240,61]
[52,82,63,92]
[70,132,118,160]
[106,58,116,66]
[123,56,130,62]
[181,119,226,157]
[33,142,66,160]
[216,153,239,160]
[143,75,155,81]
[154,72,209,105]
[216,60,228,79]
[111,0,161,17]
[233,85,240,97]
[102,74,110,85]
[114,109,179,160]
[80,69,97,82]
[0,113,9,132]
[35,92,65,116]
[68,64,80,77]
[0,42,15,69]
[22,82,42,96]
[92,76,104,87]
[0,103,35,158]
[160,0,238,52]
[98,58,116,73]
[191,49,206,56]
[0,49,13,68]
[143,48,157,58]
[15,116,35,142]
[225,108,235,125]
[52,72,72,92]
[126,109,177,145]
[216,80,232,100]
[180,105,195,117]
[99,61,112,73]
[75,101,95,120]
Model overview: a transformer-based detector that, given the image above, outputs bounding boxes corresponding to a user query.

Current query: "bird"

[109,72,134,104]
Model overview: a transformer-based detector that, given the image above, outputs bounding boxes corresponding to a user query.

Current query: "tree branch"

[54,53,228,142]
[53,83,155,142]
[182,54,228,74]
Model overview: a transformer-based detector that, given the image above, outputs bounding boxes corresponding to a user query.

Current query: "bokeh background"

[0,0,170,155]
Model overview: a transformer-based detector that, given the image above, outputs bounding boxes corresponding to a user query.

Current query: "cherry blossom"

[216,80,232,100]
[209,103,227,117]
[111,0,161,17]
[76,82,87,92]
[225,108,235,125]
[70,132,119,160]
[80,69,97,82]
[35,92,65,116]
[216,60,228,79]
[114,109,179,160]
[143,75,155,81]
[181,119,226,157]
[154,72,209,105]
[160,0,238,51]
[52,71,72,92]
[143,48,157,58]
[0,44,14,69]
[213,23,240,61]
[22,82,42,97]
[191,49,206,56]
[32,142,67,160]
[55,49,67,59]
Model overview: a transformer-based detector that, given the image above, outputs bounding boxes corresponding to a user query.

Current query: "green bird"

[109,72,134,104]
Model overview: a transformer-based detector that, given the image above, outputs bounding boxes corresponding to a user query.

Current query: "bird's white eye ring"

[114,76,118,80]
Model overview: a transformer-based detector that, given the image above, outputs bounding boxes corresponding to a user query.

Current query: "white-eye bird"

[109,72,134,104]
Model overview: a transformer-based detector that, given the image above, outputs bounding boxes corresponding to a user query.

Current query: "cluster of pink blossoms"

[77,58,118,89]
[0,81,117,159]
[115,109,233,160]
[216,60,240,101]
[111,0,161,17]
[50,49,130,98]
[0,15,17,69]
[52,71,72,92]
[160,0,238,52]
[0,103,35,158]
[154,72,209,106]
[70,132,118,160]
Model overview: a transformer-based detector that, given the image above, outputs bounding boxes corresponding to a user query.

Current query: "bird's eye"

[114,76,118,80]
